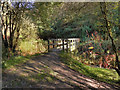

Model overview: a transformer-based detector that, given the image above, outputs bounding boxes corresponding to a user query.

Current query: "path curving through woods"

[3,51,120,89]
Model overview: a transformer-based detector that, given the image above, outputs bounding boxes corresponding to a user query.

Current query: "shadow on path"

[2,51,120,89]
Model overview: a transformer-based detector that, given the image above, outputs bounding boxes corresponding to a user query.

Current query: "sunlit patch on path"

[2,52,120,89]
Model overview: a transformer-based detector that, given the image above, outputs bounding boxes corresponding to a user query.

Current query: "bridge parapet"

[48,38,80,52]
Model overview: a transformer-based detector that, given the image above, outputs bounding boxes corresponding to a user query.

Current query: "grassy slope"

[59,52,120,86]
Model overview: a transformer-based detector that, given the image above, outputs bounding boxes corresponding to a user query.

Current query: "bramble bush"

[74,31,119,69]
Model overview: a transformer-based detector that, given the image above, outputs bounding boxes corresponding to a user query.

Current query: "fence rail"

[48,38,80,52]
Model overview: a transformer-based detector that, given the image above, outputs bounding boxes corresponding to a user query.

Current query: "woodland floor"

[2,51,120,89]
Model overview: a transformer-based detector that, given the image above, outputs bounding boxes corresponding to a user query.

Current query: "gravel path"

[2,52,120,89]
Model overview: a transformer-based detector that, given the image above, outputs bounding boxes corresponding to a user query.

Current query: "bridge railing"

[48,38,80,52]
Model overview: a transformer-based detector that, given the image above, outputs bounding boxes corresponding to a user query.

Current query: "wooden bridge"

[48,38,80,52]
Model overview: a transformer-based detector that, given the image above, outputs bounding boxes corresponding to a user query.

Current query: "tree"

[100,2,120,76]
[1,1,29,57]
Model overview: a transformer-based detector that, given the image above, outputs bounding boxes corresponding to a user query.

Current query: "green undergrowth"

[2,53,45,70]
[59,52,120,86]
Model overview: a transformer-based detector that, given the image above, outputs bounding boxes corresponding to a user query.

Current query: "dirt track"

[2,52,120,89]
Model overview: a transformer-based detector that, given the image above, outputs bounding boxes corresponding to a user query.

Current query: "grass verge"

[59,52,120,86]
[2,53,45,70]
[2,56,30,69]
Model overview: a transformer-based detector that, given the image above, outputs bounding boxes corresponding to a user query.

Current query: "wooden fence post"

[57,39,58,47]
[62,39,64,51]
[66,39,68,52]
[48,40,50,52]
[53,40,55,48]
[71,40,73,52]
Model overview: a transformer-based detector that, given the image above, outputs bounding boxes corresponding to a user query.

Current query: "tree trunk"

[100,2,120,76]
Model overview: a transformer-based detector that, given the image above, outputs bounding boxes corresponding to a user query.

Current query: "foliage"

[1,2,31,57]
[99,2,120,76]
[75,31,119,69]
[19,16,37,41]
[18,39,47,56]
[1,2,48,59]
[17,15,47,55]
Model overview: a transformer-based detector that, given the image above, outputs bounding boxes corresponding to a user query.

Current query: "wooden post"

[60,39,62,49]
[72,40,73,51]
[48,40,50,52]
[66,39,68,52]
[53,40,55,48]
[62,39,64,51]
[57,39,58,47]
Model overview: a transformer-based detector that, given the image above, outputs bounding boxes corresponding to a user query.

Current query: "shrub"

[18,39,47,55]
